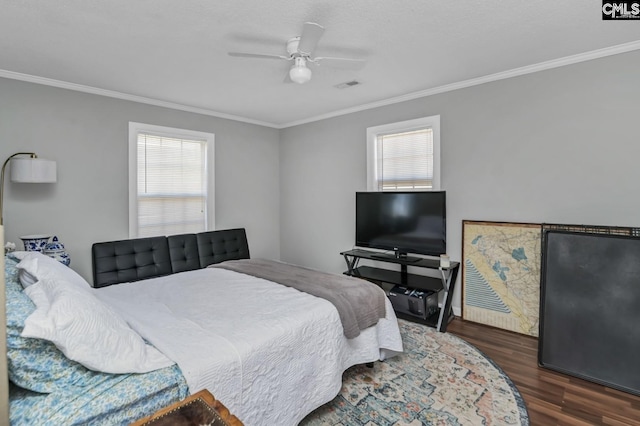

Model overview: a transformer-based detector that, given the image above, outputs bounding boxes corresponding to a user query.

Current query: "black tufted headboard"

[92,228,250,288]
[196,228,250,267]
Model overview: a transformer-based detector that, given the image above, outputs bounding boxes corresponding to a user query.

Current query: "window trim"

[128,122,215,238]
[366,115,441,191]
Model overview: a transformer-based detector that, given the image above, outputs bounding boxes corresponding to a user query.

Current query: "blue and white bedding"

[9,367,187,425]
[5,256,188,425]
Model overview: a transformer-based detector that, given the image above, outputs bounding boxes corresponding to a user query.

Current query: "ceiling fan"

[228,22,365,84]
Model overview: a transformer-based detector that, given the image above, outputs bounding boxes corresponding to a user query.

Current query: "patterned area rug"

[301,320,529,426]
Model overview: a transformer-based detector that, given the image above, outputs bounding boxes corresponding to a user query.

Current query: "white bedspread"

[96,267,403,426]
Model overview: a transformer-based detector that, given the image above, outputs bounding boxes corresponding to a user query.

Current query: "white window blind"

[376,128,433,190]
[135,132,208,238]
[366,115,440,192]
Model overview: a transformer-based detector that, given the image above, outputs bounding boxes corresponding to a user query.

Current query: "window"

[129,122,214,238]
[366,115,440,191]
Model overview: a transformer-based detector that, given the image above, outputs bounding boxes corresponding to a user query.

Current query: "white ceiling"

[1,1,639,128]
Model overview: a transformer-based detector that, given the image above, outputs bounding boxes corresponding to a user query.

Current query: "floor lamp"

[0,152,57,425]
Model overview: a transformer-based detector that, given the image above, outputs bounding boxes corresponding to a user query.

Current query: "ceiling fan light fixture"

[289,57,312,84]
[229,22,365,85]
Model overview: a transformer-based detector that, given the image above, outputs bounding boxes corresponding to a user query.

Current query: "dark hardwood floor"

[445,317,640,426]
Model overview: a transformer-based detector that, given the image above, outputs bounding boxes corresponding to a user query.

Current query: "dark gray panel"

[540,231,640,395]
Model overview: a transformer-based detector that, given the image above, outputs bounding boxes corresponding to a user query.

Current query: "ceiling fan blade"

[297,22,324,55]
[314,56,367,70]
[228,52,289,60]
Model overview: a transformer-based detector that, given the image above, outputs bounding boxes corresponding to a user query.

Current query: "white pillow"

[8,250,29,260]
[16,252,89,290]
[21,277,175,374]
[18,268,38,288]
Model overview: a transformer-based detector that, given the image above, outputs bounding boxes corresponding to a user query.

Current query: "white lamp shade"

[10,158,57,183]
[289,64,312,84]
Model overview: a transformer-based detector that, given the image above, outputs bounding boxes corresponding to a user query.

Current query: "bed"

[6,228,403,425]
[5,255,189,425]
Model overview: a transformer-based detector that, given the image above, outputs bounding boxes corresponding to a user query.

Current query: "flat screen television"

[355,191,446,261]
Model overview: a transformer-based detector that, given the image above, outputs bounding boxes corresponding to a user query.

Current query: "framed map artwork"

[462,221,542,336]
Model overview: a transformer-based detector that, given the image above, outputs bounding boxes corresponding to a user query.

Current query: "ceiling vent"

[335,80,361,89]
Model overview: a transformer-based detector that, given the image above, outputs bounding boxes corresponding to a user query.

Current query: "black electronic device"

[355,191,446,260]
[388,285,438,320]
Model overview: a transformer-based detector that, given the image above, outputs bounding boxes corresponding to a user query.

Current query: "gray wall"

[0,78,281,282]
[3,49,639,311]
[279,50,640,313]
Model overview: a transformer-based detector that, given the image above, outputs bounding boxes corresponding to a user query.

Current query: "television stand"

[370,252,422,263]
[340,248,460,332]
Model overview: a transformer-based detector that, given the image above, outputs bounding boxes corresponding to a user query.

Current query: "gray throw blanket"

[209,258,386,339]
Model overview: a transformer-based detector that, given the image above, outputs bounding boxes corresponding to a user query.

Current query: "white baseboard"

[452,306,461,317]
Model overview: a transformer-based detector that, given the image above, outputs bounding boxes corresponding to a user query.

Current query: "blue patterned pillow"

[5,256,105,393]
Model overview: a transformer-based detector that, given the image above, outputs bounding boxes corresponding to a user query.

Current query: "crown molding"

[0,70,278,129]
[278,40,640,129]
[2,40,639,130]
